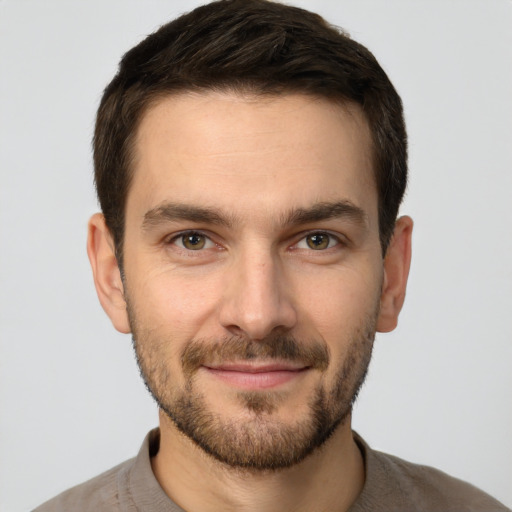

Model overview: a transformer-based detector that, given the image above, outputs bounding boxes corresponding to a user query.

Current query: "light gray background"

[1,1,511,510]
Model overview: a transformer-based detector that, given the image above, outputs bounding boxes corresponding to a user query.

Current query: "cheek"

[293,264,382,343]
[129,266,223,337]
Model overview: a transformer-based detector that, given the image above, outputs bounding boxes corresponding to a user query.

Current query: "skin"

[87,91,412,512]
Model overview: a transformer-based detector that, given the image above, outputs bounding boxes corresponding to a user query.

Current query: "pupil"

[308,233,328,249]
[183,233,205,250]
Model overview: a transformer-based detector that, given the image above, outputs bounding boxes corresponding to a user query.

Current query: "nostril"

[223,324,246,338]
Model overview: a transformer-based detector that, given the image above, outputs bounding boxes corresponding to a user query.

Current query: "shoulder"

[32,457,134,512]
[352,433,510,512]
[374,450,508,510]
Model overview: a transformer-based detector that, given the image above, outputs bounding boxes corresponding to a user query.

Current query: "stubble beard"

[129,306,377,472]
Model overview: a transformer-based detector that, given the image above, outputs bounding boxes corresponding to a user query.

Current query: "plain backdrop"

[1,1,511,510]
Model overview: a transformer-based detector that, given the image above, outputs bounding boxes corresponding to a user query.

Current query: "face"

[118,92,386,469]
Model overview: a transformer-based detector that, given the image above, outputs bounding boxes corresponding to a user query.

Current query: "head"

[88,0,412,471]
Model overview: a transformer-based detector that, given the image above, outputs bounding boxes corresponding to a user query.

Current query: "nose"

[219,247,298,340]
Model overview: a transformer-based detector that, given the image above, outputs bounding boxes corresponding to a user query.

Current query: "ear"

[87,213,131,334]
[376,215,413,333]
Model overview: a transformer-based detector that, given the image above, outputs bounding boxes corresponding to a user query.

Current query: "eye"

[172,231,215,251]
[296,232,340,250]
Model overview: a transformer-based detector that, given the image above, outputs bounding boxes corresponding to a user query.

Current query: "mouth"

[201,361,311,390]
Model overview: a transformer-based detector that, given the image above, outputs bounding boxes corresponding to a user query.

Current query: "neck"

[151,411,365,512]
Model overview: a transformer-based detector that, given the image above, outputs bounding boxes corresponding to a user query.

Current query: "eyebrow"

[282,201,368,228]
[142,203,234,230]
[142,200,368,231]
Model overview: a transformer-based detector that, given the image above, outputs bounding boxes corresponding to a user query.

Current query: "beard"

[128,304,377,472]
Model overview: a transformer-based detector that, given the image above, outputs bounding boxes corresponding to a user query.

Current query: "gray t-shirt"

[33,429,510,511]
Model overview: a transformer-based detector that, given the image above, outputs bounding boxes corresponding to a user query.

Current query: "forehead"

[128,91,377,226]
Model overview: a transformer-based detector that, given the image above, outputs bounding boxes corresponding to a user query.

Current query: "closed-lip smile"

[202,361,310,390]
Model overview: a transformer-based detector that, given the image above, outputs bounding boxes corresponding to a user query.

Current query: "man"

[34,0,509,510]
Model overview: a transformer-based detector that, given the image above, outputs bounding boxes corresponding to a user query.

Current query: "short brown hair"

[94,0,407,261]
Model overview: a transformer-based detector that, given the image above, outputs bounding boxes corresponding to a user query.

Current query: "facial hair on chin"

[128,304,377,471]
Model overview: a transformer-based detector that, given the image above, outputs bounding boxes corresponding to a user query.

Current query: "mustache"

[181,335,330,376]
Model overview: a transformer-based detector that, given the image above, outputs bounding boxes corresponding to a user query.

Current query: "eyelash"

[167,231,217,251]
[166,230,344,252]
[294,231,342,251]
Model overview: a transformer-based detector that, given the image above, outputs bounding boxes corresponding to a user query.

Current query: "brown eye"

[181,233,206,250]
[306,233,331,250]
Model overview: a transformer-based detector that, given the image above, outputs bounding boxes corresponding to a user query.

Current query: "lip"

[202,362,310,390]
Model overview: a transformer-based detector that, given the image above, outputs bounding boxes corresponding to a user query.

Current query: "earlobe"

[376,216,413,333]
[87,213,131,334]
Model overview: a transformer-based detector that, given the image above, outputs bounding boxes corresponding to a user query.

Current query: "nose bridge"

[219,242,297,339]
